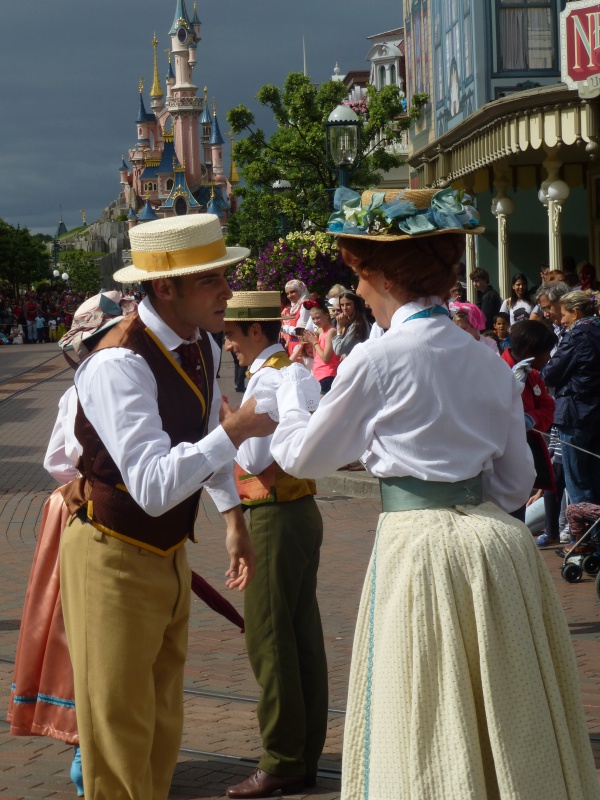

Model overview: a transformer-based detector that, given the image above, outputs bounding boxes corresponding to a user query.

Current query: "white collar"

[138,296,201,352]
[390,297,445,328]
[249,343,285,375]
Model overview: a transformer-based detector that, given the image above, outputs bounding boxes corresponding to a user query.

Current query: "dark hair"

[510,320,557,361]
[469,267,489,283]
[337,290,370,342]
[235,320,282,344]
[494,312,510,324]
[141,276,185,300]
[509,273,529,306]
[339,232,465,302]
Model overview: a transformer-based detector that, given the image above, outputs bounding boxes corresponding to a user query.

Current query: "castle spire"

[150,34,164,99]
[227,132,240,184]
[210,100,224,145]
[169,0,191,35]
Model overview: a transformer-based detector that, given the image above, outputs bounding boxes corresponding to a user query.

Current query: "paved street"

[0,344,598,799]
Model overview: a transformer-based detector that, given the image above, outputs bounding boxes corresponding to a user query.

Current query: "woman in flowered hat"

[268,188,598,799]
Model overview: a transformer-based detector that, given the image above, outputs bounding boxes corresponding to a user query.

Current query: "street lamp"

[325,104,363,188]
[272,179,293,235]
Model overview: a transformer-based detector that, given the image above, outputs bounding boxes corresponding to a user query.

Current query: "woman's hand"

[302,330,318,345]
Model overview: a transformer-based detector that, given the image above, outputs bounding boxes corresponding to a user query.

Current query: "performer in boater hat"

[222,292,327,798]
[268,187,599,799]
[58,214,276,800]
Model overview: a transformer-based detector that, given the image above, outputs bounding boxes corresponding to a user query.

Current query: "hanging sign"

[561,0,600,98]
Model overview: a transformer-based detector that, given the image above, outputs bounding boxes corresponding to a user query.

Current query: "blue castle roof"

[120,157,129,171]
[161,170,202,211]
[127,207,138,220]
[169,0,191,35]
[136,93,156,124]
[166,60,175,83]
[192,3,200,25]
[210,113,224,145]
[156,138,179,173]
[200,101,212,126]
[195,184,228,213]
[55,219,68,238]
[138,199,159,222]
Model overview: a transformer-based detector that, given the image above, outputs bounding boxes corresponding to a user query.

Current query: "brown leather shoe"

[226,769,305,798]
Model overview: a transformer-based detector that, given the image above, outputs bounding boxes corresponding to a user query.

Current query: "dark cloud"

[0,0,399,235]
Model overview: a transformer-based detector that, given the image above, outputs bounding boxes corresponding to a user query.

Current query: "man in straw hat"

[222,292,328,798]
[58,215,276,800]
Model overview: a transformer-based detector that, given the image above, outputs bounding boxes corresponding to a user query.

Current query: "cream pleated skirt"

[342,503,599,800]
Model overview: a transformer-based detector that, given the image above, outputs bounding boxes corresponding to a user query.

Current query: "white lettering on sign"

[571,12,600,69]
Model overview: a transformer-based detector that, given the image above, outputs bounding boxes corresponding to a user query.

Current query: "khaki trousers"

[59,516,191,800]
[244,495,328,777]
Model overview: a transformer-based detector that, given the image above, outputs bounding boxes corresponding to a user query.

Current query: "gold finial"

[210,185,215,198]
[145,190,150,201]
[204,86,208,101]
[165,48,171,64]
[138,77,144,93]
[212,98,217,115]
[150,32,163,98]
[80,209,86,226]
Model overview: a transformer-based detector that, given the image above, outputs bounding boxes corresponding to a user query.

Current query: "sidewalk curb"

[317,471,380,500]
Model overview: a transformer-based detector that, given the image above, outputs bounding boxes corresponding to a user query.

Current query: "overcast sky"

[0,1,400,237]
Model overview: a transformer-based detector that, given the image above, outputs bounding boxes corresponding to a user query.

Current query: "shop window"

[390,63,396,85]
[497,0,555,71]
[379,65,386,87]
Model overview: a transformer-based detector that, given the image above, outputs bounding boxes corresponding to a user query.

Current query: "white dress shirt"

[271,298,535,513]
[74,297,239,515]
[44,385,82,484]
[235,344,284,476]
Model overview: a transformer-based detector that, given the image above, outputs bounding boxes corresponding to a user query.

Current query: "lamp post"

[272,179,293,235]
[325,104,363,190]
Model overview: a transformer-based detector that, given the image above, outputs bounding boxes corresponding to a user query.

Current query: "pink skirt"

[7,488,78,744]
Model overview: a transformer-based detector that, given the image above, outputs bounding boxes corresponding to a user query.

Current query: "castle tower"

[149,34,165,113]
[200,87,213,169]
[210,100,225,180]
[166,0,202,187]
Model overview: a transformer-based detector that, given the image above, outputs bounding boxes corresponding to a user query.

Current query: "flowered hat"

[113,214,250,283]
[327,187,484,241]
[224,291,294,322]
[58,291,136,360]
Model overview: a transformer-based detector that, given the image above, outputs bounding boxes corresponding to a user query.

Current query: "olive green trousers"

[244,495,328,777]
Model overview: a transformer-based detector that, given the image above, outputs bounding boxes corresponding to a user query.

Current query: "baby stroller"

[560,502,600,585]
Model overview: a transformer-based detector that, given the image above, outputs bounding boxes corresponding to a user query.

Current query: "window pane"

[499,7,553,70]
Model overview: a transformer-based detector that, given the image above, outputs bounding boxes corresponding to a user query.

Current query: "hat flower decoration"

[327,186,482,240]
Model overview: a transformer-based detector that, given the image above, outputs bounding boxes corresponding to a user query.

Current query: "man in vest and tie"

[59,216,276,800]
[222,292,328,799]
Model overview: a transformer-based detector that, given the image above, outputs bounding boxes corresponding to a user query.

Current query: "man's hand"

[221,396,277,448]
[221,506,255,591]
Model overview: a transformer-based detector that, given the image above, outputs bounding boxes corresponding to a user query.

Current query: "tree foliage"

[0,219,51,297]
[226,72,427,255]
[60,250,101,295]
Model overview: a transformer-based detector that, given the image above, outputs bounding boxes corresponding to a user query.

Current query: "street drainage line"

[0,353,66,388]
[0,366,72,407]
[183,686,346,715]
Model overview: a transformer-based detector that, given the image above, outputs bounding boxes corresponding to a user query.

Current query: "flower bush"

[230,231,351,295]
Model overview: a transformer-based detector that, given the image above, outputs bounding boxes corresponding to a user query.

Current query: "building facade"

[402,0,597,299]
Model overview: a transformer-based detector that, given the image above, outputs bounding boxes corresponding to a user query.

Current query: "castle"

[116,0,239,228]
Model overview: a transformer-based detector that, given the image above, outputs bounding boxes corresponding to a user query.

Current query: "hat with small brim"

[113,214,250,283]
[328,187,484,242]
[224,291,294,322]
[58,291,136,357]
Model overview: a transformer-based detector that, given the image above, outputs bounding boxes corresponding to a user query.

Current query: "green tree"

[226,72,427,255]
[0,219,51,297]
[60,250,101,295]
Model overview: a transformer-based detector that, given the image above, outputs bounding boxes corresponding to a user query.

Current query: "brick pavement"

[0,345,598,799]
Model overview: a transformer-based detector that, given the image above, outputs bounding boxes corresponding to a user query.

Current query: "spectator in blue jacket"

[542,290,600,504]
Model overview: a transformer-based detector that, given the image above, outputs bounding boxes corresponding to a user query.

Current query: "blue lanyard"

[402,305,450,323]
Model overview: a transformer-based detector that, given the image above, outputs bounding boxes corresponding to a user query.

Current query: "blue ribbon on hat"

[327,187,480,237]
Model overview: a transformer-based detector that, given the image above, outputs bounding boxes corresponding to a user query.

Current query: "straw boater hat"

[113,214,250,283]
[224,291,293,322]
[328,187,485,242]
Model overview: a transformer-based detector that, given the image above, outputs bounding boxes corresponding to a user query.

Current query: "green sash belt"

[379,474,483,512]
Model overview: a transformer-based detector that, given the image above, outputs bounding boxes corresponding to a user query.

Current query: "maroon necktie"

[175,341,209,399]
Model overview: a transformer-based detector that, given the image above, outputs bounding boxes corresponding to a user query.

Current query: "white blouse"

[270,299,535,513]
[44,385,82,484]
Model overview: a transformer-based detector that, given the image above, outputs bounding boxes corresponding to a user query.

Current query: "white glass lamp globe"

[495,196,514,216]
[53,269,60,278]
[546,180,570,203]
[61,273,69,281]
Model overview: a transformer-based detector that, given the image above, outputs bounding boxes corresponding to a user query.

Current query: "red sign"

[561,0,600,97]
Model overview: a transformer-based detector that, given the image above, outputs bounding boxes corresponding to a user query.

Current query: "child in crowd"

[302,299,342,395]
[35,312,46,343]
[493,312,511,353]
[48,316,57,342]
[501,320,557,526]
[452,302,499,354]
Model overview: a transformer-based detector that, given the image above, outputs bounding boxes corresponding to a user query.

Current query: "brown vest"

[61,312,213,555]
[234,351,317,506]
